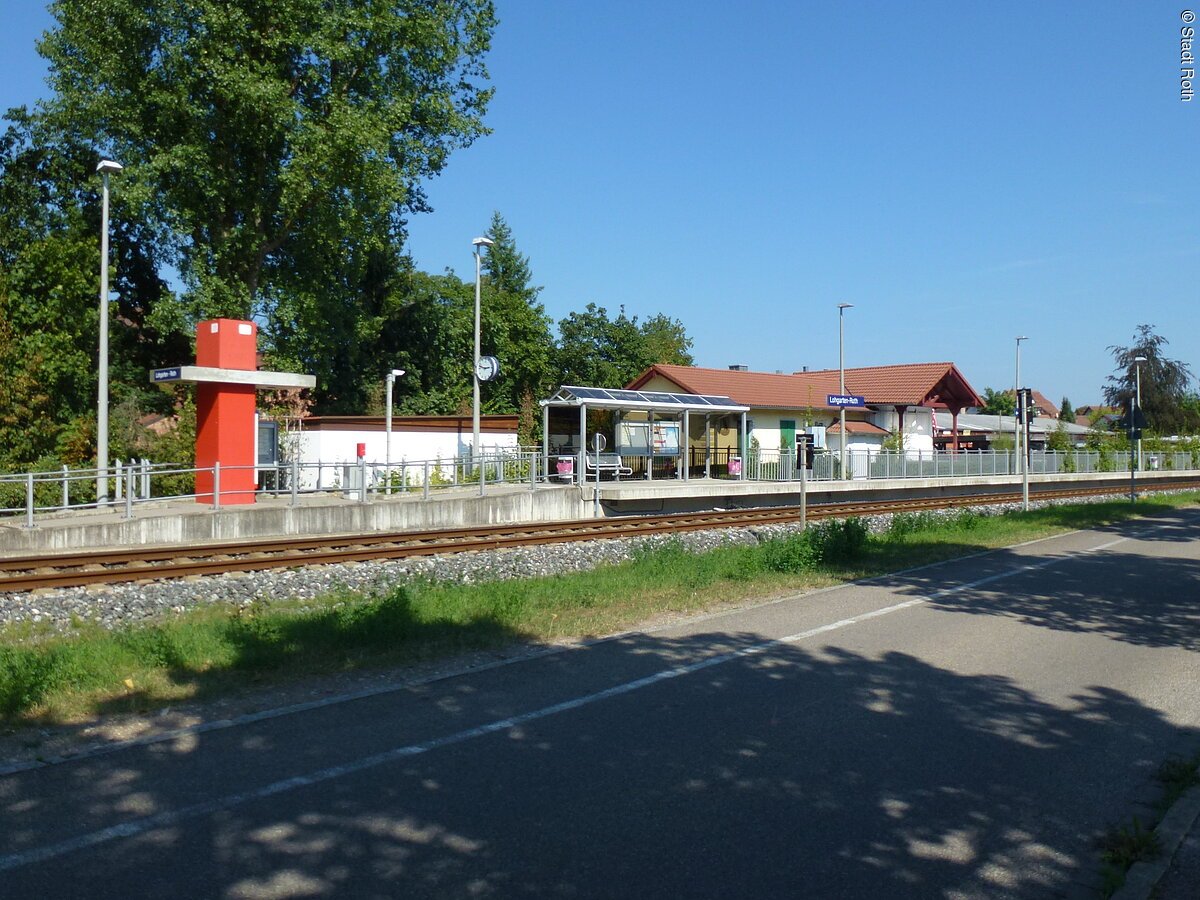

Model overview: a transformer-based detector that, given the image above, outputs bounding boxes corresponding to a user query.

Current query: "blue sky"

[3,1,1197,406]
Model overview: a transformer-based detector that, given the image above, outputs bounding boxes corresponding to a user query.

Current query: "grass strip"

[1,493,1197,726]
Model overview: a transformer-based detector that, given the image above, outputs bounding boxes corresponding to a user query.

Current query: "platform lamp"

[96,159,123,506]
[384,368,405,494]
[472,236,494,466]
[1134,355,1147,471]
[838,302,853,479]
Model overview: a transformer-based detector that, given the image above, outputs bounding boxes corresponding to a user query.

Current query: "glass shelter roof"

[542,386,749,414]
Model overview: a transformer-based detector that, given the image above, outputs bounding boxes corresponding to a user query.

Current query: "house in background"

[626,362,982,475]
[931,410,1092,450]
[1074,405,1120,428]
[1028,390,1060,419]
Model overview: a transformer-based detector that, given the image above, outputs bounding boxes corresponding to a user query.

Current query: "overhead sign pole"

[1020,388,1030,511]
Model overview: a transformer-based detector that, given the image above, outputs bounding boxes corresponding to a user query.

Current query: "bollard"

[479,456,486,497]
[115,459,123,501]
[62,464,69,510]
[25,472,35,529]
[359,455,368,503]
[529,453,536,491]
[124,465,134,519]
[213,461,222,510]
[290,455,299,507]
[424,460,430,501]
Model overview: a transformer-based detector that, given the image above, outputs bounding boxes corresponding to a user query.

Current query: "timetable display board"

[617,420,681,455]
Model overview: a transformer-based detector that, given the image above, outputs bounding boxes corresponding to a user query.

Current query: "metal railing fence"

[4,446,1199,527]
[0,447,549,526]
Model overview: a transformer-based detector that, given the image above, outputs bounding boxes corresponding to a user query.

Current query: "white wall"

[286,428,519,489]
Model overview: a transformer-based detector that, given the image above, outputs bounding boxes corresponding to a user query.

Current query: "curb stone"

[1111,783,1200,900]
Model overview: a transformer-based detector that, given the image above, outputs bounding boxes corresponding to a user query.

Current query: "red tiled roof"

[826,421,890,435]
[1029,390,1059,418]
[628,363,982,411]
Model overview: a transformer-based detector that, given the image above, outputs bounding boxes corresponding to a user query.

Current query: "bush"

[760,533,818,573]
[808,517,870,563]
[886,511,940,541]
[761,518,870,572]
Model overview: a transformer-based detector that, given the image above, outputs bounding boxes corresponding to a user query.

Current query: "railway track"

[1,481,1196,594]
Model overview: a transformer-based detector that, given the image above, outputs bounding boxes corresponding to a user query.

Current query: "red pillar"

[950,406,961,452]
[194,319,258,504]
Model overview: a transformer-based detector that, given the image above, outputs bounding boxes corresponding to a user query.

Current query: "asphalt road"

[2,509,1199,899]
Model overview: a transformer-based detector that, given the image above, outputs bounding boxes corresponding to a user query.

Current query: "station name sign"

[827,394,866,408]
[152,367,182,382]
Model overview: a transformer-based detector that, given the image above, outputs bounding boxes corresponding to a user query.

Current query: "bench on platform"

[584,452,633,478]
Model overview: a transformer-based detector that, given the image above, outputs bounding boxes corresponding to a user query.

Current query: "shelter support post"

[578,404,587,486]
[681,409,688,481]
[704,414,711,479]
[647,411,654,481]
[740,412,747,481]
[542,403,549,486]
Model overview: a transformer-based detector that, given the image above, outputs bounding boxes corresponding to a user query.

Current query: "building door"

[780,420,796,450]
[780,420,796,478]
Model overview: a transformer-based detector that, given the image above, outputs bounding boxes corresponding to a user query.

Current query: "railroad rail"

[1,481,1196,594]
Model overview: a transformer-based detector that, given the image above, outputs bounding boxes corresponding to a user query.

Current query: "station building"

[625,362,983,462]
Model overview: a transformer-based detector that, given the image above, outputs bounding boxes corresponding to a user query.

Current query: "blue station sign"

[152,367,182,382]
[827,394,866,408]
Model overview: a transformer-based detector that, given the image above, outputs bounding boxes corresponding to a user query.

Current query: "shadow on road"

[2,618,1197,897]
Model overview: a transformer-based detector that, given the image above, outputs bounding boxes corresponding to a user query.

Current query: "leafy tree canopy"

[1104,325,1199,434]
[978,387,1015,417]
[37,0,496,319]
[555,303,694,389]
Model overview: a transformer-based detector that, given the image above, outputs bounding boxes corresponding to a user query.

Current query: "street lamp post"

[384,368,405,494]
[472,236,494,466]
[96,159,123,505]
[1134,355,1147,471]
[838,303,853,480]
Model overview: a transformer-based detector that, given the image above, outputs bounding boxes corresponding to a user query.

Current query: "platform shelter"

[539,386,750,483]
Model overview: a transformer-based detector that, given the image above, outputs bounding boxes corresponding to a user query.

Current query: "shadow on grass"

[1,589,533,724]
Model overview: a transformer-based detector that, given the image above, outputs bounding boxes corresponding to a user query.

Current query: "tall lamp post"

[838,302,853,480]
[96,159,123,505]
[472,236,494,465]
[1134,355,1147,471]
[384,368,405,494]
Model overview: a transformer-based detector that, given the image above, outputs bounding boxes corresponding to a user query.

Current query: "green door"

[780,420,796,450]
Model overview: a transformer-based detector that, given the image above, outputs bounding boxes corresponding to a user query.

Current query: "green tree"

[0,115,189,471]
[1104,325,1200,434]
[482,211,539,302]
[555,304,695,389]
[639,313,695,367]
[556,304,649,388]
[978,387,1015,417]
[480,213,554,434]
[37,0,496,320]
[1059,396,1074,423]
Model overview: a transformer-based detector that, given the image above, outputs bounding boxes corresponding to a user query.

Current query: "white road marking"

[0,530,1140,872]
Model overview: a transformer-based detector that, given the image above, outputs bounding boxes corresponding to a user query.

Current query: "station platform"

[0,469,1191,557]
